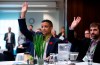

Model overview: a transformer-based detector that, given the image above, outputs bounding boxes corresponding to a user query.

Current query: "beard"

[91,33,99,40]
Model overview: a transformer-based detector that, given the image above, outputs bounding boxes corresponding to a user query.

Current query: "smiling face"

[41,21,53,36]
[90,23,100,40]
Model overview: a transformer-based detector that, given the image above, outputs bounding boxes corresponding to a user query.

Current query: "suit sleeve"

[18,18,33,41]
[13,33,16,45]
[68,29,82,51]
[67,29,75,43]
[4,33,7,41]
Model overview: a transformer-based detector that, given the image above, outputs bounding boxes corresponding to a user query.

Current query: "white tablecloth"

[35,61,100,65]
[0,61,100,65]
[0,61,27,65]
[76,62,100,65]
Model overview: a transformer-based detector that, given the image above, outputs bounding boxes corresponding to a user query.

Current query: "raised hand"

[70,16,81,30]
[21,2,28,18]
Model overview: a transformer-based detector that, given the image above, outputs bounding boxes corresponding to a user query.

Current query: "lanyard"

[87,41,97,58]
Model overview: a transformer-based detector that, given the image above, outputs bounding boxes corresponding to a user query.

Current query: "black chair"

[3,51,15,61]
[0,53,5,61]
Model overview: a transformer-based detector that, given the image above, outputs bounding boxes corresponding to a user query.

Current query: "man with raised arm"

[18,2,62,60]
[68,17,100,63]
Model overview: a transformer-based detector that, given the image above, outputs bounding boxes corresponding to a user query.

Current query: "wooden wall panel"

[67,0,100,39]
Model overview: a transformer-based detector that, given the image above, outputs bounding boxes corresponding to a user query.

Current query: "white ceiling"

[0,0,63,12]
[0,0,58,2]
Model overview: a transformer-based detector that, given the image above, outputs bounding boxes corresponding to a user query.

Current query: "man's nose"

[91,30,94,33]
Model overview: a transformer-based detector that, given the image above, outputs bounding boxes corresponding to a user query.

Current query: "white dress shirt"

[43,37,51,59]
[7,33,11,43]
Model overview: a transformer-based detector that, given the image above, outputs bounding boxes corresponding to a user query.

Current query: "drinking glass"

[58,43,71,62]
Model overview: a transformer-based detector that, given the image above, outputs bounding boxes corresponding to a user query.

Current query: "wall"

[56,0,65,36]
[26,12,43,31]
[26,11,60,34]
[43,11,59,34]
[0,12,19,20]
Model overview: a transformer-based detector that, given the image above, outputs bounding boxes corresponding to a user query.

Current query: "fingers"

[74,17,76,21]
[23,2,28,8]
[70,16,81,30]
[21,2,28,18]
[25,2,28,7]
[73,16,81,22]
[77,17,81,23]
[76,16,81,23]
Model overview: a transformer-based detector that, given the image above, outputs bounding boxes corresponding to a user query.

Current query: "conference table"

[46,61,100,65]
[0,61,100,65]
[0,51,100,65]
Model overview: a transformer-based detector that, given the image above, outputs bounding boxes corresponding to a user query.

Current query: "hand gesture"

[62,33,65,36]
[21,2,28,18]
[70,16,81,30]
[6,37,8,41]
[21,2,28,13]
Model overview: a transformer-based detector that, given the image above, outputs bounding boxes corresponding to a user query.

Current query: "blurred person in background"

[4,27,15,55]
[57,26,65,41]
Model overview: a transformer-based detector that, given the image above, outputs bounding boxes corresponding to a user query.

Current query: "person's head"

[51,29,56,36]
[74,31,77,38]
[84,29,90,39]
[29,25,33,31]
[35,28,41,32]
[61,27,65,33]
[8,27,11,33]
[41,20,53,36]
[90,22,100,40]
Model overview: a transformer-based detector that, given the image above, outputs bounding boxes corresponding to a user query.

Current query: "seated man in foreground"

[18,2,62,60]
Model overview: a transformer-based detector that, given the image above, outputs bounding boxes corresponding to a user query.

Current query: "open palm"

[21,2,28,13]
[70,16,81,29]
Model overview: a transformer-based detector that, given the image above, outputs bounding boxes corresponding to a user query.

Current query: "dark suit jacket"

[4,32,15,45]
[57,32,65,38]
[18,18,61,57]
[46,36,61,57]
[68,30,100,63]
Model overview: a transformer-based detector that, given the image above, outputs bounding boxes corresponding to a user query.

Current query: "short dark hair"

[41,20,53,27]
[29,25,33,28]
[90,22,100,31]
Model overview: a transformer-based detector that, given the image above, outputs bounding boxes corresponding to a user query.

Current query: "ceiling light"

[0,5,48,8]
